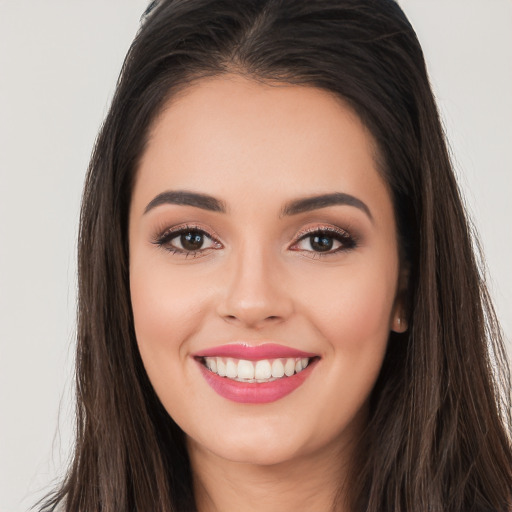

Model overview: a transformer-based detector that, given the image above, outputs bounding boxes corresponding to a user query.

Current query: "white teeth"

[271,359,285,378]
[205,357,217,373]
[237,359,255,379]
[226,359,237,378]
[203,356,313,381]
[284,358,296,376]
[255,360,272,380]
[217,359,227,377]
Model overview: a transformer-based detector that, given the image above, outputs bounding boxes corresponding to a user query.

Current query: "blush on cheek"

[310,279,395,356]
[130,267,213,374]
[132,267,186,326]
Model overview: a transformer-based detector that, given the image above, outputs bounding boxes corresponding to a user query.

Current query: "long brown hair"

[40,1,512,511]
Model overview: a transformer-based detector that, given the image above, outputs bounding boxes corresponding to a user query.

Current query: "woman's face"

[129,75,404,467]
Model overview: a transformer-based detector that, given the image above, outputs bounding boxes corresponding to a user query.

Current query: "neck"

[188,434,357,512]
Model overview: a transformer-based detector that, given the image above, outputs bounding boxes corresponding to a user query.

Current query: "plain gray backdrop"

[0,1,511,511]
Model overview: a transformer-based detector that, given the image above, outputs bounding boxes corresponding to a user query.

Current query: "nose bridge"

[217,236,293,327]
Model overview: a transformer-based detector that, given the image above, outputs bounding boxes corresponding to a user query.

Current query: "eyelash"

[152,224,357,259]
[291,225,357,259]
[152,224,221,259]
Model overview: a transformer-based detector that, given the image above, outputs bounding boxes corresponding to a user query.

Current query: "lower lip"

[196,358,318,404]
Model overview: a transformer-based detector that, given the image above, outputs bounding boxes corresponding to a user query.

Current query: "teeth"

[226,359,237,378]
[217,359,227,377]
[206,357,217,373]
[284,358,295,376]
[237,359,254,380]
[255,360,272,380]
[203,356,312,381]
[271,359,285,378]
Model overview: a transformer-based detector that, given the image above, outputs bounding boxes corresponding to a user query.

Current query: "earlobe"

[392,266,409,333]
[391,312,408,333]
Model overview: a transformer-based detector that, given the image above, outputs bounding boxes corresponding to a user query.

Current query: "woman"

[40,0,512,511]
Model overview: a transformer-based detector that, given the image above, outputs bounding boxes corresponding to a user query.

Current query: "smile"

[193,343,319,404]
[201,356,311,382]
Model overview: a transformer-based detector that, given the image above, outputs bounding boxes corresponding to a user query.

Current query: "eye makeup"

[151,221,359,259]
[289,225,358,257]
[151,223,222,259]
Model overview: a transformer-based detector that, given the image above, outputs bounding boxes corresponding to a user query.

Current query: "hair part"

[40,1,512,511]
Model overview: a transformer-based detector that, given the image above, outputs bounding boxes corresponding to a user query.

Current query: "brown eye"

[180,231,206,251]
[154,226,220,256]
[309,234,334,252]
[291,228,356,255]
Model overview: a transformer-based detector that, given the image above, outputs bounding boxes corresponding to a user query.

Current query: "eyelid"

[151,223,223,257]
[151,222,357,258]
[153,222,220,241]
[289,224,358,256]
[293,224,351,239]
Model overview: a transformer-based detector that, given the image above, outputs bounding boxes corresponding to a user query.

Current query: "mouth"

[198,356,315,383]
[193,343,320,404]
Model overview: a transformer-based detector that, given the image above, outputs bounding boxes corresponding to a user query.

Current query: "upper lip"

[192,343,318,361]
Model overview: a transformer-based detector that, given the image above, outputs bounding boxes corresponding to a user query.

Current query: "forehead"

[133,74,390,216]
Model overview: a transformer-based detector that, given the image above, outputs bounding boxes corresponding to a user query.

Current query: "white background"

[0,1,510,511]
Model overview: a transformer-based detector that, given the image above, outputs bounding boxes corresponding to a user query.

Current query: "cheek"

[302,263,397,352]
[129,260,208,377]
[295,263,396,428]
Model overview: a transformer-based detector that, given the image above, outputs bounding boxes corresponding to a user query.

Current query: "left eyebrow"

[280,192,373,222]
[144,190,227,214]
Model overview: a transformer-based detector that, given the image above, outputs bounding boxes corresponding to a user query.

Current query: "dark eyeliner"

[151,224,220,257]
[292,226,358,255]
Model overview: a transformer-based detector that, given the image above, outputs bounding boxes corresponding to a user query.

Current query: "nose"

[216,243,294,329]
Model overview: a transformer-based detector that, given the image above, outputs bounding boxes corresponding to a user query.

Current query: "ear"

[391,267,409,333]
[391,309,408,333]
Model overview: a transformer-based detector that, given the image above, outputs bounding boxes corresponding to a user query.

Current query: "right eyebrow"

[280,192,373,222]
[144,190,227,215]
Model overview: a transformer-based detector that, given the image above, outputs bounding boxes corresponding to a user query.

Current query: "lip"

[192,343,317,361]
[193,343,320,404]
[196,359,319,404]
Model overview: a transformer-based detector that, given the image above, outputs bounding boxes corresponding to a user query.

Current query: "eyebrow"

[281,192,373,221]
[144,190,372,221]
[144,190,227,214]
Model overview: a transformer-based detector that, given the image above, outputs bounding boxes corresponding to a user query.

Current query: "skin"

[129,75,406,512]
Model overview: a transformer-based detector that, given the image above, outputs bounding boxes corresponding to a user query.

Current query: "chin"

[202,439,309,467]
[187,414,350,469]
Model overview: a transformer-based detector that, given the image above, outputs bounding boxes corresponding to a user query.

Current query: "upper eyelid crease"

[153,225,218,243]
[295,225,350,237]
[143,190,372,223]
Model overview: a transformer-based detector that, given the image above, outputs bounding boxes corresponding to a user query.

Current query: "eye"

[153,225,221,257]
[290,227,356,256]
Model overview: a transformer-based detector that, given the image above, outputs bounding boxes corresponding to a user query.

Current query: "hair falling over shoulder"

[39,1,512,511]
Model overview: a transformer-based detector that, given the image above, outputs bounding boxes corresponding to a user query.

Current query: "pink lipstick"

[194,343,317,360]
[193,343,319,404]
